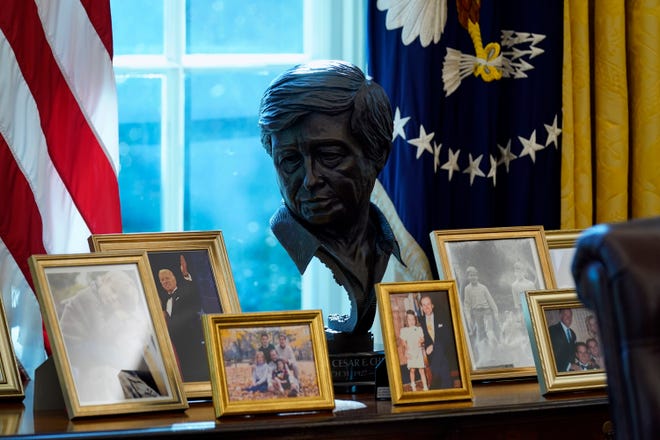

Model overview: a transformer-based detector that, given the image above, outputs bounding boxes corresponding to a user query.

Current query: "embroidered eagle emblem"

[376,0,546,96]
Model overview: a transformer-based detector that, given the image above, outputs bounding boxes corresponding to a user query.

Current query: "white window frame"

[112,0,366,315]
[113,0,365,231]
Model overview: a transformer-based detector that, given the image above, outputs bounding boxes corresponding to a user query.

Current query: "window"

[111,0,365,312]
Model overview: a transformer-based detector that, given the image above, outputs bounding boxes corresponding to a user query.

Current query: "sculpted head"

[258,60,393,232]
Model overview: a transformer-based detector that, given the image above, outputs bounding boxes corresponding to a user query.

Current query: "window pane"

[187,0,304,54]
[185,68,300,311]
[117,75,163,232]
[111,0,163,55]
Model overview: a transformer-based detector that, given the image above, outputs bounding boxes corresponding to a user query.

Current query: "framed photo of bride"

[28,251,188,419]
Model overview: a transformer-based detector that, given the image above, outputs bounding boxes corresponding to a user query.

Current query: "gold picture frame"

[545,229,582,289]
[429,226,556,380]
[521,288,607,395]
[88,231,240,398]
[375,280,472,405]
[0,296,24,400]
[0,406,22,436]
[28,252,188,419]
[203,310,334,417]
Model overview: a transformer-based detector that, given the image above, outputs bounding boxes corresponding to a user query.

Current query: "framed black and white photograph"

[430,226,556,380]
[522,289,607,395]
[376,280,472,405]
[88,231,241,398]
[28,252,188,419]
[203,310,334,418]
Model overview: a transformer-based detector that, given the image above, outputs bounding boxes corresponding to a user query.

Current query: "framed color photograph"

[429,226,556,380]
[88,231,240,398]
[522,289,607,395]
[0,296,24,400]
[203,310,334,417]
[28,252,188,419]
[545,229,582,288]
[375,280,472,405]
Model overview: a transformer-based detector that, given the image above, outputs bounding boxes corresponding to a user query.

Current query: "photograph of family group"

[546,308,605,374]
[522,289,607,395]
[220,325,320,402]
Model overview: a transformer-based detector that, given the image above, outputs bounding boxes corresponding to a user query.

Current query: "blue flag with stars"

[368,0,563,272]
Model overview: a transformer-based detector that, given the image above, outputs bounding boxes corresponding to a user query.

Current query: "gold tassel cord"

[467,19,502,82]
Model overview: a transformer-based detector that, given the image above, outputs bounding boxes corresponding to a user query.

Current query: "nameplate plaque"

[329,351,385,393]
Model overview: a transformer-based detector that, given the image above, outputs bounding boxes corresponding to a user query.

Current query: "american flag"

[368,0,563,275]
[0,0,121,374]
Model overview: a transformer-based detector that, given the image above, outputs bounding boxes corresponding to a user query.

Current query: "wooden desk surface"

[3,380,610,439]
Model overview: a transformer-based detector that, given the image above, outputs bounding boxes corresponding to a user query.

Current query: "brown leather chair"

[572,216,660,440]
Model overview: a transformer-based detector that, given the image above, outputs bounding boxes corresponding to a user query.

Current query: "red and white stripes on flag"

[0,0,121,364]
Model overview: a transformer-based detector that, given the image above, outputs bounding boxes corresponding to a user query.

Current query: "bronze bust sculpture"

[259,60,403,352]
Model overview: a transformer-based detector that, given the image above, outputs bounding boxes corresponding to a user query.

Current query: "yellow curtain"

[562,0,660,229]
